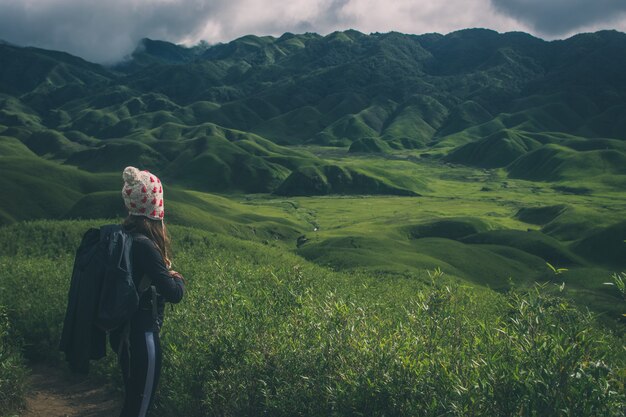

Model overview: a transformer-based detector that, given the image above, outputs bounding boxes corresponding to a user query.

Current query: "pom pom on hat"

[122,166,165,220]
[123,166,142,185]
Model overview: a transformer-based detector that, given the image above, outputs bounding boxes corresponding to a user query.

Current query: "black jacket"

[60,227,110,373]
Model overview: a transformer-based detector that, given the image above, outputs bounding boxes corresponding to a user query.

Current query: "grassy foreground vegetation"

[0,221,624,416]
[0,306,27,417]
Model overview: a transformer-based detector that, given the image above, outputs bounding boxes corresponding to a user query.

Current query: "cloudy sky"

[1,0,625,63]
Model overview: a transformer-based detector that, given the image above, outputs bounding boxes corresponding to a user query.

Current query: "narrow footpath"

[20,364,120,417]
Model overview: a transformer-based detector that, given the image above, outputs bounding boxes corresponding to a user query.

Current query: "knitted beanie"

[122,166,164,220]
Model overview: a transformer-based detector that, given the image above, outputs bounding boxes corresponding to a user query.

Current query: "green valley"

[2,28,626,317]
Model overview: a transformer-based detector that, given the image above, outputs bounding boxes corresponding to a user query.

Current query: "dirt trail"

[20,364,120,417]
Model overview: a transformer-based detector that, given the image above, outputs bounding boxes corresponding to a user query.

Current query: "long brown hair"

[123,215,172,268]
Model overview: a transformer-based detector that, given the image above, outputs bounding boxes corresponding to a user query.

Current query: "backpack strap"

[150,286,158,329]
[138,274,159,331]
[117,322,132,378]
[137,274,151,293]
[131,234,162,333]
[133,233,159,321]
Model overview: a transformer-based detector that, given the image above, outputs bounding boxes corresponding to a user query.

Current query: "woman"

[111,166,186,417]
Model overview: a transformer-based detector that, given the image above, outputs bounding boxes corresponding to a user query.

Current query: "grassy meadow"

[235,151,626,320]
[0,221,624,416]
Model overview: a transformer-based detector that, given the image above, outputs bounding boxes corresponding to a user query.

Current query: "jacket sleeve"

[135,238,185,303]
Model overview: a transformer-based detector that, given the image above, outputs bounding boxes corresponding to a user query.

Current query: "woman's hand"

[169,270,185,283]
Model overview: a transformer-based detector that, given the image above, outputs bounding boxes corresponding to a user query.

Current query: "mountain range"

[1,28,626,198]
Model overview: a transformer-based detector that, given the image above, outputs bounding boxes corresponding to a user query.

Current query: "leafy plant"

[610,272,626,299]
[605,271,626,317]
[427,266,444,280]
[546,261,568,275]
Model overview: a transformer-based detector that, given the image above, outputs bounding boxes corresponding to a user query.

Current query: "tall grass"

[0,221,624,416]
[0,305,27,416]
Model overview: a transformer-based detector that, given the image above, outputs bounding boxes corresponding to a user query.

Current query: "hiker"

[111,166,186,417]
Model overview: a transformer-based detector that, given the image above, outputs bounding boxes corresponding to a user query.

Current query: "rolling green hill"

[1,29,625,195]
[1,29,625,321]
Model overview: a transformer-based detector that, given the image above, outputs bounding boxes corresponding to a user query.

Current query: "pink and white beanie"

[122,166,164,220]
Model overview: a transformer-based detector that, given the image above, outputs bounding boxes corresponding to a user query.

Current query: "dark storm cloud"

[0,0,227,63]
[490,0,626,36]
[0,0,363,63]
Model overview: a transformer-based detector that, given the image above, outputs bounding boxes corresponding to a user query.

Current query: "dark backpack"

[97,225,139,331]
[60,224,141,373]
